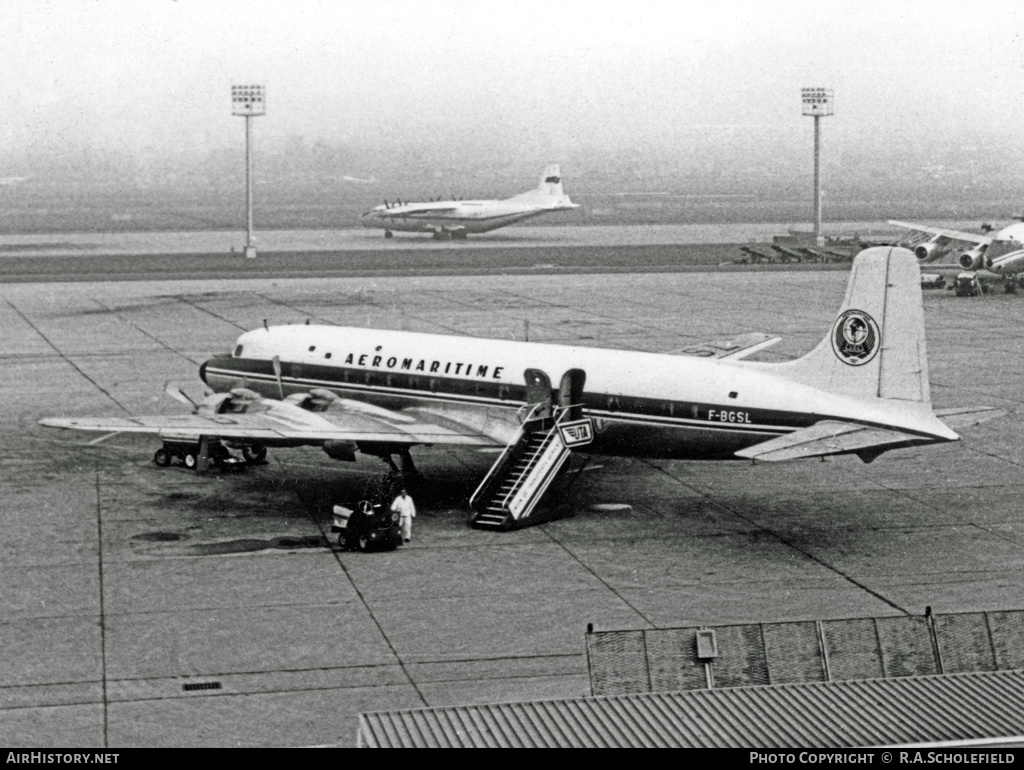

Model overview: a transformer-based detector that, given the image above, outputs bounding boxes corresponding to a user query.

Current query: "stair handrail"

[470,402,546,512]
[552,403,585,423]
[517,401,546,425]
[494,416,570,512]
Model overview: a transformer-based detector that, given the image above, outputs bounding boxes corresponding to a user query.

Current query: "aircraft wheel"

[357,534,372,553]
[242,445,267,464]
[153,448,171,467]
[337,531,351,550]
[384,230,393,239]
[183,452,197,470]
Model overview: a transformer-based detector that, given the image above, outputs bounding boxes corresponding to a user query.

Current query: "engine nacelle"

[323,440,357,462]
[199,388,260,415]
[285,388,336,412]
[958,247,986,270]
[914,241,944,262]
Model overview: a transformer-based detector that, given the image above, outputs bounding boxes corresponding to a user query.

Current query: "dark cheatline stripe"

[203,357,810,437]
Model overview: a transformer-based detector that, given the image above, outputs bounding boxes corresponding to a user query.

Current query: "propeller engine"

[285,388,337,412]
[165,380,264,415]
[323,440,357,462]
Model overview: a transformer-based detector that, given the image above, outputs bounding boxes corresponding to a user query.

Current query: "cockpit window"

[233,344,244,357]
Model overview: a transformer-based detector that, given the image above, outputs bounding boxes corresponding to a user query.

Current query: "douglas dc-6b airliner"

[41,248,994,531]
[359,164,578,240]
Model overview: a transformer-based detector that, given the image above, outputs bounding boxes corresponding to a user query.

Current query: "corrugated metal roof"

[587,610,1024,697]
[357,669,1024,748]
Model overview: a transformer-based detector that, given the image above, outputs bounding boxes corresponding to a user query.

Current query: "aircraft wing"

[888,220,989,245]
[40,397,500,447]
[734,419,942,463]
[391,207,460,218]
[668,332,781,360]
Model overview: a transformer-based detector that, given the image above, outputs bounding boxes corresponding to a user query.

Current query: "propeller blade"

[272,355,284,400]
[164,381,198,410]
[228,387,261,401]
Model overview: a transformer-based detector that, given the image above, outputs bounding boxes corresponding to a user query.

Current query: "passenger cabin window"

[325,352,332,359]
[233,344,243,357]
[309,346,316,352]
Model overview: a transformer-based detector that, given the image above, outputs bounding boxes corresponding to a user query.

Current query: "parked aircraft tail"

[770,247,930,403]
[508,164,577,207]
[736,246,979,463]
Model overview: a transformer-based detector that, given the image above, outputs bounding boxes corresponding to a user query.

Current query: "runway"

[0,222,900,256]
[0,223,891,283]
[1,248,1022,747]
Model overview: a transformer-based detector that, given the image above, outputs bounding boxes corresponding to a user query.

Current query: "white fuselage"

[360,198,575,235]
[983,223,1024,275]
[200,325,953,461]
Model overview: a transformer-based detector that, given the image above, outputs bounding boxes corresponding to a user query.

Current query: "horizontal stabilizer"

[934,406,1006,430]
[669,332,780,360]
[735,420,938,463]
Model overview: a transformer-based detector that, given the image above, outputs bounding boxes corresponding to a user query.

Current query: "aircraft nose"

[199,360,209,384]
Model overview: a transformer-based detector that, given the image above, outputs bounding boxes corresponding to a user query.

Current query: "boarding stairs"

[470,367,592,531]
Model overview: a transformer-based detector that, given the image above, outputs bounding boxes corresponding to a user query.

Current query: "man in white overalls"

[390,488,416,543]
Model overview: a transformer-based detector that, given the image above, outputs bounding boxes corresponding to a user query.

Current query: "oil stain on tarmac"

[131,530,328,555]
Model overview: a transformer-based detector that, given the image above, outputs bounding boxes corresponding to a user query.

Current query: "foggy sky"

[3,0,1023,179]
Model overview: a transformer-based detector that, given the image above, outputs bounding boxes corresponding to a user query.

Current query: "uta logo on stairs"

[558,419,594,447]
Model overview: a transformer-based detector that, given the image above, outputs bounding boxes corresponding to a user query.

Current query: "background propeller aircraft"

[359,164,578,240]
[41,248,996,531]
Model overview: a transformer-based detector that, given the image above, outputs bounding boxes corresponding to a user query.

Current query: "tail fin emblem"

[831,310,880,366]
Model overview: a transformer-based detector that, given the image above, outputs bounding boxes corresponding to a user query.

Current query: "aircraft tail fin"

[771,246,931,403]
[508,164,577,207]
[537,164,564,196]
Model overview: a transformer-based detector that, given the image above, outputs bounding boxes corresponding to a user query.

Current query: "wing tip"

[39,417,72,428]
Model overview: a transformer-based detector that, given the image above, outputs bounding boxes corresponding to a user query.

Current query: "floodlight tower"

[232,85,265,258]
[801,87,834,243]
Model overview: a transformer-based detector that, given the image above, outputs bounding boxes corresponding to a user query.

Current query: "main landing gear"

[241,445,268,464]
[377,447,422,483]
[152,440,266,472]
